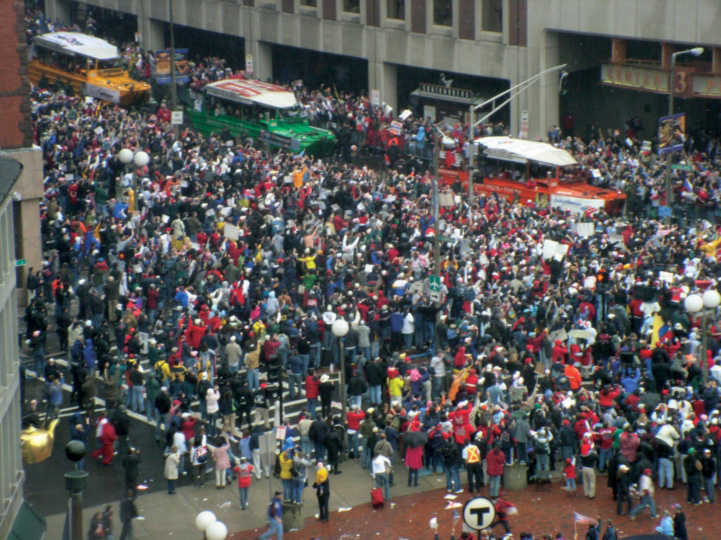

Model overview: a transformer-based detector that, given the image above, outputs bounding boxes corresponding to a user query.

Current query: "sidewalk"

[42,456,450,539]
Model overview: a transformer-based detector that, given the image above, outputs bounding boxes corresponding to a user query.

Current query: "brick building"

[0,1,45,538]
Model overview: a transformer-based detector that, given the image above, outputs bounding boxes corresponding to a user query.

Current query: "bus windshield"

[97,58,123,71]
[208,95,304,122]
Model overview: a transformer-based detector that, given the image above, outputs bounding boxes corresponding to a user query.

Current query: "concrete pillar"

[249,39,273,81]
[503,463,529,490]
[142,18,166,51]
[45,0,71,23]
[369,60,397,113]
[535,30,560,140]
[137,0,166,52]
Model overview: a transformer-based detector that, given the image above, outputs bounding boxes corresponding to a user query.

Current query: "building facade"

[0,1,44,536]
[42,0,721,138]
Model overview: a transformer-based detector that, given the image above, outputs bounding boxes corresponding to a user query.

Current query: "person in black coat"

[318,375,335,419]
[615,464,633,515]
[119,490,138,540]
[325,418,344,474]
[122,447,142,498]
[672,503,688,540]
[309,416,330,463]
[234,380,254,431]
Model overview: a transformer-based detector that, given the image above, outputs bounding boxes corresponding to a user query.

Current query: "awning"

[475,136,578,167]
[9,502,46,540]
[34,32,118,61]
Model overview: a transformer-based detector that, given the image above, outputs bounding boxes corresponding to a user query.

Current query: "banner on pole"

[658,113,685,154]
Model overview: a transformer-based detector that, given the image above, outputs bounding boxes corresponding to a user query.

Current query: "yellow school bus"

[28,32,150,107]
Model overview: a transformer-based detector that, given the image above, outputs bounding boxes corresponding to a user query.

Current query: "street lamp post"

[665,47,704,223]
[119,148,150,196]
[195,510,228,540]
[64,441,89,540]
[684,289,720,383]
[132,150,150,195]
[331,318,349,425]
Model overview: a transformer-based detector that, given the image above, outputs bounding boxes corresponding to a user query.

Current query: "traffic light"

[597,269,609,292]
[267,356,282,385]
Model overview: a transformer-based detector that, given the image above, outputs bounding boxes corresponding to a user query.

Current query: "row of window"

[0,395,23,519]
[295,0,503,32]
[0,205,13,286]
[0,289,17,389]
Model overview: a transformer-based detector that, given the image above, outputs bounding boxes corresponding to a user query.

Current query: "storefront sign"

[602,63,721,99]
[693,75,721,97]
[601,64,668,93]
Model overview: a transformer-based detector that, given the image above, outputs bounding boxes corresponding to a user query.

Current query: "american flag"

[574,512,598,526]
[582,206,598,217]
[453,509,460,526]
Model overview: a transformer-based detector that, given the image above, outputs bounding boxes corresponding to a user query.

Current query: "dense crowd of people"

[20,9,721,540]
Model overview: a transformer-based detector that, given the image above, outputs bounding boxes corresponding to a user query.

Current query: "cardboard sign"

[224,223,239,241]
[577,223,595,238]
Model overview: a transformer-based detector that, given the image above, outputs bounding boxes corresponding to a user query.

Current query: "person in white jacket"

[655,420,680,489]
[402,310,415,351]
[206,386,220,437]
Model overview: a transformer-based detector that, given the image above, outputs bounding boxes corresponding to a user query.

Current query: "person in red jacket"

[346,405,365,459]
[146,284,159,324]
[305,369,320,418]
[552,340,568,364]
[263,334,281,364]
[181,413,197,443]
[491,493,516,534]
[486,442,506,498]
[91,417,118,465]
[185,318,206,350]
[234,457,254,509]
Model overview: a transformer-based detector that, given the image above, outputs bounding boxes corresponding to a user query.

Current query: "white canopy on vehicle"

[205,79,298,110]
[475,136,578,168]
[34,32,119,61]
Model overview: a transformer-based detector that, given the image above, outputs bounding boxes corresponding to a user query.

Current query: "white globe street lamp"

[133,150,150,168]
[205,521,228,540]
[195,511,217,534]
[331,318,349,338]
[118,148,133,164]
[684,294,703,313]
[703,289,721,310]
[685,289,720,382]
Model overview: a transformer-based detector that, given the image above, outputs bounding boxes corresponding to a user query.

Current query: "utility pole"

[664,47,704,224]
[433,132,441,280]
[467,103,475,227]
[168,0,178,109]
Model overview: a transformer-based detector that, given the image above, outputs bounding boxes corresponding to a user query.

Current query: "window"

[300,0,316,6]
[481,0,502,33]
[343,0,360,13]
[434,0,452,27]
[387,0,405,20]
